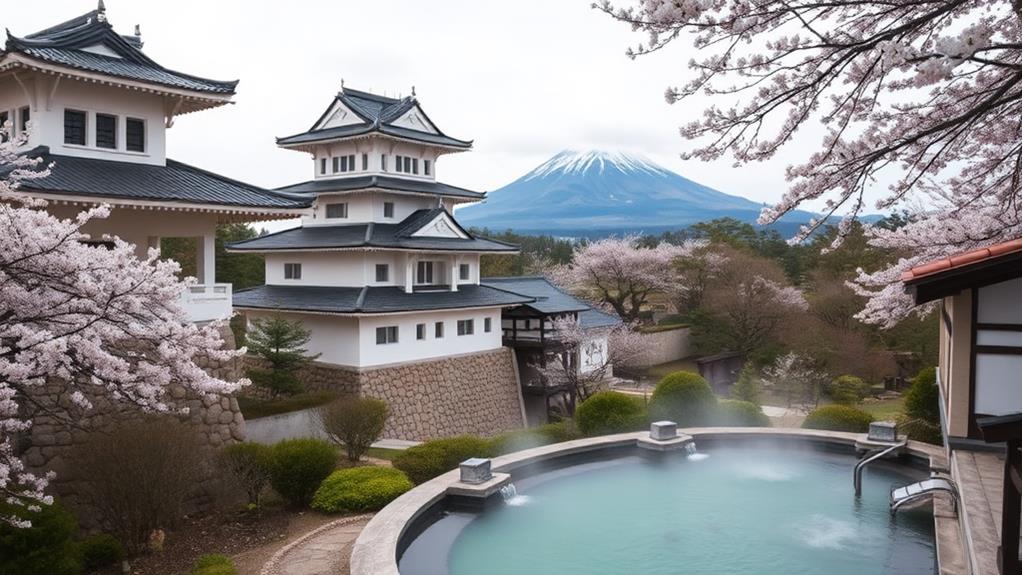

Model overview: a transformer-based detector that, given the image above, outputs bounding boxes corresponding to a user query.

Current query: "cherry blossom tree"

[763,352,829,412]
[0,135,246,526]
[534,316,649,403]
[550,236,697,322]
[600,0,1022,326]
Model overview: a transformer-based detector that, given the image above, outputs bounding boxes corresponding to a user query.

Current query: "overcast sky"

[12,0,830,218]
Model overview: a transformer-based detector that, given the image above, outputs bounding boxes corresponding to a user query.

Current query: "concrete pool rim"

[349,427,956,575]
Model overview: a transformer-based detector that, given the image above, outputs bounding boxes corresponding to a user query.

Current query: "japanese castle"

[228,87,537,368]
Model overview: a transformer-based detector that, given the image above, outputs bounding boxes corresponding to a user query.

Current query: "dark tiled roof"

[481,277,591,315]
[276,87,472,149]
[579,308,624,329]
[275,175,484,200]
[227,208,517,252]
[17,147,310,209]
[233,284,533,315]
[5,9,237,95]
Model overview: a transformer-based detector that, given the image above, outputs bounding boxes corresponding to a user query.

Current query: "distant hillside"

[456,150,817,237]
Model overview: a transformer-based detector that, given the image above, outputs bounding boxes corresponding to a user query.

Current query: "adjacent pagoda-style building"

[229,87,532,368]
[0,2,310,321]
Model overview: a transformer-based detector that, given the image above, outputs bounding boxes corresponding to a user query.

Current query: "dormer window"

[96,114,117,149]
[64,109,87,146]
[125,118,145,153]
[325,203,348,218]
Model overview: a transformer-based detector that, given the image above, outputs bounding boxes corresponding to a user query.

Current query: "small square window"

[126,118,145,152]
[459,263,470,281]
[326,203,348,218]
[424,159,431,176]
[284,263,302,280]
[435,322,444,338]
[416,323,426,340]
[64,109,86,146]
[375,264,389,282]
[362,153,368,170]
[384,202,394,218]
[484,317,492,333]
[95,113,117,149]
[457,319,474,336]
[376,326,398,344]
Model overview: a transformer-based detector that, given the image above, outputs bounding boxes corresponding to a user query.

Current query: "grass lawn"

[860,396,906,420]
[237,391,338,420]
[644,358,701,380]
[365,447,404,461]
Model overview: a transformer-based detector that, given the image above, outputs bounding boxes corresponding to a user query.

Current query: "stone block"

[868,421,898,443]
[650,421,678,441]
[459,458,492,484]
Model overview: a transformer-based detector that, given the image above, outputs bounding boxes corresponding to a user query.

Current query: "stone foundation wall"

[244,348,526,441]
[20,324,246,526]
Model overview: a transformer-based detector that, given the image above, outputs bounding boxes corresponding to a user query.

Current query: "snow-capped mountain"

[456,150,815,236]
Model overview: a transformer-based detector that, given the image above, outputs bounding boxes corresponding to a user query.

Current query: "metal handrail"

[890,475,960,515]
[854,440,907,496]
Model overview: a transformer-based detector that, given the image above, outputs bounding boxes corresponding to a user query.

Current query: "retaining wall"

[633,326,692,367]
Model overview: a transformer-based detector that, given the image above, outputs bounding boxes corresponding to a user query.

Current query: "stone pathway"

[259,514,373,575]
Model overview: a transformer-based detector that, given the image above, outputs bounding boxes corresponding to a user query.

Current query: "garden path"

[254,514,373,575]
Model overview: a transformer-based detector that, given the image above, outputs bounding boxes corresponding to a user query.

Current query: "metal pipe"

[854,441,907,497]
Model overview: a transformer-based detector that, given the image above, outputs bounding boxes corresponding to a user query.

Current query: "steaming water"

[401,444,935,575]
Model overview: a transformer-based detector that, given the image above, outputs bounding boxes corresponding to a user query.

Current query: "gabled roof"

[275,174,484,201]
[901,238,1022,304]
[3,7,237,102]
[14,146,310,211]
[276,87,472,150]
[226,208,518,253]
[233,284,533,315]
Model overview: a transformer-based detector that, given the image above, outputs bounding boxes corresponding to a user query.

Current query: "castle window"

[403,157,412,173]
[320,158,327,174]
[0,112,8,143]
[459,263,470,281]
[325,203,348,218]
[416,261,435,284]
[424,160,431,176]
[395,155,404,173]
[126,118,145,152]
[64,109,86,146]
[362,153,368,170]
[376,326,398,345]
[333,157,340,173]
[412,158,419,174]
[484,317,492,333]
[375,264,389,282]
[435,322,444,338]
[416,323,426,340]
[384,202,394,218]
[457,319,475,336]
[96,114,117,149]
[284,263,302,280]
[348,154,355,172]
[18,107,29,133]
[381,154,387,172]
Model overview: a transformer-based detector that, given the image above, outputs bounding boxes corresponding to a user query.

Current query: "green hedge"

[0,501,81,575]
[904,367,940,424]
[269,439,337,507]
[79,533,123,571]
[898,416,943,445]
[648,371,717,426]
[827,375,869,405]
[490,421,582,455]
[190,554,236,575]
[715,399,771,427]
[392,436,495,484]
[311,467,413,513]
[575,391,646,436]
[802,405,874,433]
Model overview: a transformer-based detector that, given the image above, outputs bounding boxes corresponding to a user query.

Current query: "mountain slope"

[456,150,814,236]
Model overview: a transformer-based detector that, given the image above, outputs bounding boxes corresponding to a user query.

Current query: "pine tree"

[245,316,320,398]
[730,363,761,406]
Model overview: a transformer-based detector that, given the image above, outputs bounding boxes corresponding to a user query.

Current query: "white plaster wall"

[245,310,360,366]
[0,73,167,165]
[358,308,503,367]
[977,276,1022,323]
[303,192,438,227]
[311,137,440,182]
[579,335,610,375]
[265,252,368,287]
[975,353,1022,416]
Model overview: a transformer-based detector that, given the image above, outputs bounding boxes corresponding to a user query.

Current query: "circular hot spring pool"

[397,441,936,575]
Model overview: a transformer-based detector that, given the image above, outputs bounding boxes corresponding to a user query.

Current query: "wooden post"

[1002,440,1021,575]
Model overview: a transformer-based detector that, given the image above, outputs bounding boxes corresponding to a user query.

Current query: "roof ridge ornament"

[97,0,107,22]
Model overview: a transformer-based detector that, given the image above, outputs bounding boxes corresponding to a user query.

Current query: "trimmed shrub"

[576,391,647,436]
[827,375,870,405]
[0,501,81,575]
[318,397,389,462]
[802,405,874,433]
[904,367,940,424]
[221,442,274,506]
[76,417,202,553]
[715,399,771,427]
[269,439,337,507]
[190,553,236,575]
[490,421,582,455]
[392,436,494,484]
[311,467,413,513]
[79,533,123,571]
[648,371,718,427]
[898,415,943,445]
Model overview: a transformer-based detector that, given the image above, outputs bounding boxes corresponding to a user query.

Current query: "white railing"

[180,283,233,323]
